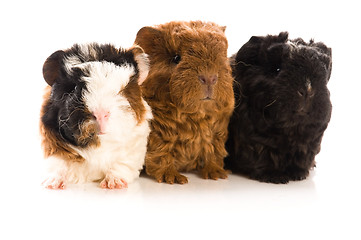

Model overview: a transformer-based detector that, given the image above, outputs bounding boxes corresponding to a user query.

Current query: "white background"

[1,0,360,239]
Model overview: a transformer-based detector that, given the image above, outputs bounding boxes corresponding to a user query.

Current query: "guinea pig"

[134,21,235,184]
[225,32,332,184]
[40,43,152,189]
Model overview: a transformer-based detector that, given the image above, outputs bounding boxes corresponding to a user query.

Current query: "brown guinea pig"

[134,21,234,184]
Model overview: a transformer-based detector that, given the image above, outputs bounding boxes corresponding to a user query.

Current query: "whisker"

[262,99,277,126]
[264,99,277,109]
[235,60,252,67]
[53,91,83,105]
[58,107,85,129]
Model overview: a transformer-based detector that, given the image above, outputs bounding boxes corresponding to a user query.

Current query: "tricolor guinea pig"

[40,43,152,189]
[134,21,235,184]
[225,32,332,183]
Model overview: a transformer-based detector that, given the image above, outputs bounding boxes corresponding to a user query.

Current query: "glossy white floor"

[1,1,360,239]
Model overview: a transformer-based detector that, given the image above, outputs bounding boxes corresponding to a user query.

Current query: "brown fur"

[121,75,146,125]
[120,46,148,125]
[134,21,235,184]
[40,86,86,162]
[77,119,100,148]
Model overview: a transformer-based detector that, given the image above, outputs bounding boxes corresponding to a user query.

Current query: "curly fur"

[225,32,332,183]
[134,21,234,184]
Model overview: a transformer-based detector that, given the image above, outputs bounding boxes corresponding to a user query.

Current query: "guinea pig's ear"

[134,27,162,53]
[267,43,287,58]
[309,41,332,81]
[264,43,287,72]
[311,41,332,58]
[249,36,262,44]
[234,36,263,67]
[130,45,150,85]
[277,32,289,42]
[320,48,332,81]
[43,50,65,86]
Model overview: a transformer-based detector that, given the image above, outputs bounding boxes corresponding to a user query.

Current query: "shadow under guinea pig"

[225,32,332,184]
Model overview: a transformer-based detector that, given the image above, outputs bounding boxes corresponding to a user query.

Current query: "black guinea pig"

[225,32,332,183]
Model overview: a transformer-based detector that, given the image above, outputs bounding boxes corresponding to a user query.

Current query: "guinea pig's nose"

[198,74,218,86]
[93,110,110,135]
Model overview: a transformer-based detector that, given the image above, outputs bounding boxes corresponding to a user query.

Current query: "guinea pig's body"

[134,21,235,184]
[40,43,152,189]
[225,32,332,184]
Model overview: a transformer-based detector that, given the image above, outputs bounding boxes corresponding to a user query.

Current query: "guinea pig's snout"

[198,74,218,86]
[198,74,218,100]
[93,110,110,135]
[297,79,314,98]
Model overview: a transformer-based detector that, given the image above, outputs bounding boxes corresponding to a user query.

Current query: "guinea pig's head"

[233,32,332,127]
[134,21,234,112]
[42,43,149,147]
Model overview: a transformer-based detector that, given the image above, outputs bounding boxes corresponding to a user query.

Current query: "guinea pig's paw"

[200,165,228,180]
[250,171,291,184]
[155,169,188,184]
[42,175,66,190]
[252,167,309,184]
[100,175,128,189]
[165,173,188,184]
[285,166,309,182]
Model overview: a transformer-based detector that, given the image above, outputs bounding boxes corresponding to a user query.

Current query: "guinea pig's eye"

[273,67,281,74]
[171,54,181,64]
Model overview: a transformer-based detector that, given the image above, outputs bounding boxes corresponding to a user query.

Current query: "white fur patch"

[81,61,135,113]
[78,43,98,60]
[287,40,298,52]
[63,43,100,74]
[64,55,82,74]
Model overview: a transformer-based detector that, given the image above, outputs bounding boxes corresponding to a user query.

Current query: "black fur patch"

[225,32,332,183]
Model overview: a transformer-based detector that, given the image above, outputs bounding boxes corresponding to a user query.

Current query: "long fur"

[225,32,332,183]
[134,21,234,184]
[40,43,152,189]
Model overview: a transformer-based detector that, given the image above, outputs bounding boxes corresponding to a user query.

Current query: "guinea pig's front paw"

[250,167,309,184]
[42,174,66,190]
[200,165,228,180]
[251,172,292,184]
[154,168,188,184]
[100,175,128,189]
